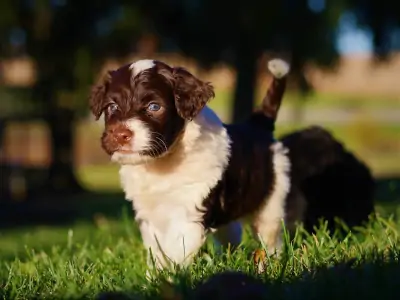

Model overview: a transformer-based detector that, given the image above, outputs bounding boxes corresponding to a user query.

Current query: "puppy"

[280,126,375,234]
[89,58,291,270]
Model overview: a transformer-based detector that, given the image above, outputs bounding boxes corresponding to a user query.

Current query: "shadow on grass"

[92,257,400,300]
[0,191,133,230]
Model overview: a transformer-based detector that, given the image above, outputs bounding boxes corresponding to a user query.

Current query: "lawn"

[1,197,400,299]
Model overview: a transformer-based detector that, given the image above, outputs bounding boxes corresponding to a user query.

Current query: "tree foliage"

[139,0,399,120]
[0,0,147,197]
[0,0,398,199]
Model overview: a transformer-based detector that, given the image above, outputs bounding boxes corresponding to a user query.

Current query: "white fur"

[113,104,291,269]
[118,106,231,268]
[111,118,152,165]
[268,59,290,79]
[252,142,291,254]
[129,59,155,77]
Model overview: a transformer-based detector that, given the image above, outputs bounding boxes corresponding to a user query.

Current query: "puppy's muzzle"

[103,123,134,154]
[112,127,133,145]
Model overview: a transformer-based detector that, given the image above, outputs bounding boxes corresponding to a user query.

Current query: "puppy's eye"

[107,103,119,114]
[147,103,161,112]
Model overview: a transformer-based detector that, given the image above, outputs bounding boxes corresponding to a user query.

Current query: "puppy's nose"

[115,128,133,144]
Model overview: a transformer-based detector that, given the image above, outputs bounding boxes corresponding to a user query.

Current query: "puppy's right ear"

[172,67,215,120]
[89,72,111,120]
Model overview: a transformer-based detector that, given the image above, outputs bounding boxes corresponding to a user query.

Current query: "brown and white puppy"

[89,58,291,270]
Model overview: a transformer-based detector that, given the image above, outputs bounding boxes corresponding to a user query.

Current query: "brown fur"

[88,61,215,159]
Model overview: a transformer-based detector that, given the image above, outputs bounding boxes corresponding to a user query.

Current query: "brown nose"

[114,128,133,144]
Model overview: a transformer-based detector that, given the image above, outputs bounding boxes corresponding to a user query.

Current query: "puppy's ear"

[89,72,111,120]
[172,67,215,120]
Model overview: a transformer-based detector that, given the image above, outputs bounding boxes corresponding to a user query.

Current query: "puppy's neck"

[139,106,229,174]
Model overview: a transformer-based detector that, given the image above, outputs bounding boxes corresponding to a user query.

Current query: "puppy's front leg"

[161,219,206,267]
[139,218,206,271]
[137,219,165,271]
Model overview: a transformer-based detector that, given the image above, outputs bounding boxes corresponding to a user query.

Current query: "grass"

[2,89,400,298]
[1,201,400,299]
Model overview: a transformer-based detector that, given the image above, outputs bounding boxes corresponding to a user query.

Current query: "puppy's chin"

[111,151,152,165]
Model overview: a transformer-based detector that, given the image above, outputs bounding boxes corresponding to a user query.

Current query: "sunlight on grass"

[209,88,400,112]
[77,164,121,191]
[1,213,400,299]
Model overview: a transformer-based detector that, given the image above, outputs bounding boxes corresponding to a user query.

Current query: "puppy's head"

[89,59,215,165]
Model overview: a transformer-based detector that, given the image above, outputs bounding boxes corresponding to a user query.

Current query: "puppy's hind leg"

[252,212,284,256]
[252,142,291,256]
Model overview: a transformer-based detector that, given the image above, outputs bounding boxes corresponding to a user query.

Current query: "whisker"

[154,136,168,153]
[150,142,162,157]
[145,142,158,158]
[147,131,168,155]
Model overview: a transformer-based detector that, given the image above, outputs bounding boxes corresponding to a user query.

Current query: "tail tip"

[268,58,290,79]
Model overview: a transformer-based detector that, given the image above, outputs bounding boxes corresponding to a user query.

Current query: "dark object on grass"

[191,271,268,300]
[281,126,375,234]
[96,291,136,300]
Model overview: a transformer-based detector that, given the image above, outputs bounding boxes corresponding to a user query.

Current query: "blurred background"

[0,0,399,228]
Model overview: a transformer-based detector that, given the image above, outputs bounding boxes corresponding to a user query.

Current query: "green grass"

[1,202,400,299]
[77,164,121,191]
[2,89,400,298]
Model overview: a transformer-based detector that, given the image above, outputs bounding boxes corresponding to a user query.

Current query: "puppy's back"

[280,126,375,233]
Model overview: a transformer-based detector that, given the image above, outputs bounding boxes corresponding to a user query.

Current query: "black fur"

[281,126,375,233]
[201,119,276,229]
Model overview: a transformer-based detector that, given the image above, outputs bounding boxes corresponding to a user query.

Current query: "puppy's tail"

[261,58,290,121]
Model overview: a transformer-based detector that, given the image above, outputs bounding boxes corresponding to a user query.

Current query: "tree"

[1,0,398,200]
[139,0,346,122]
[0,0,147,197]
[139,0,400,123]
[347,0,400,59]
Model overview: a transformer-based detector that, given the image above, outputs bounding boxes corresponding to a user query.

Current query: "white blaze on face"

[125,118,152,151]
[111,118,152,165]
[129,59,155,77]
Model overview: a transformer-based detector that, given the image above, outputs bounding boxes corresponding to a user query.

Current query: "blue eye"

[148,103,161,112]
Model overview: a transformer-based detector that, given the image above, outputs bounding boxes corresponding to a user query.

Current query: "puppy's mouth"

[113,147,136,155]
[116,149,135,154]
[104,145,136,156]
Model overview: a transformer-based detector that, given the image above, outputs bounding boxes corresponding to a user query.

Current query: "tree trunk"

[34,77,83,196]
[0,118,10,202]
[232,45,259,123]
[46,105,83,195]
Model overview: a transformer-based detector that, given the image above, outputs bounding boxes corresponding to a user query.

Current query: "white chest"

[119,150,227,229]
[118,107,231,231]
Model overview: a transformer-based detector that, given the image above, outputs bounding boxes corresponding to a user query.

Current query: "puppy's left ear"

[89,72,111,120]
[172,67,215,120]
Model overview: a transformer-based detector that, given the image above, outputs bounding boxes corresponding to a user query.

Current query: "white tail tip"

[268,58,290,79]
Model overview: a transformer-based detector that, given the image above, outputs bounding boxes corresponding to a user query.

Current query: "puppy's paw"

[253,249,267,274]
